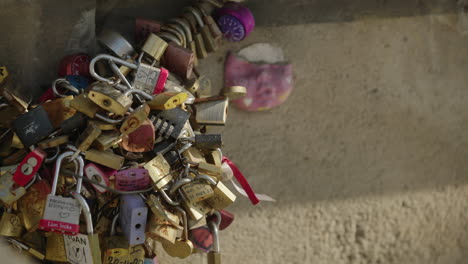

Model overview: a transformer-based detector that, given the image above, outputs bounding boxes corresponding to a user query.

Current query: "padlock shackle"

[195,174,217,185]
[52,78,80,97]
[157,32,182,46]
[95,113,125,124]
[51,151,84,196]
[111,213,119,236]
[71,191,93,235]
[185,7,205,27]
[208,219,220,253]
[89,54,137,90]
[170,18,193,42]
[159,188,180,206]
[162,25,185,46]
[44,146,60,164]
[123,89,153,100]
[169,177,192,195]
[174,206,189,241]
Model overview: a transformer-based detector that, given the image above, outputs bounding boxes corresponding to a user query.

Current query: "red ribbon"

[222,157,260,205]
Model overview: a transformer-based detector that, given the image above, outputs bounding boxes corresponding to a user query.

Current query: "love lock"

[39,151,84,235]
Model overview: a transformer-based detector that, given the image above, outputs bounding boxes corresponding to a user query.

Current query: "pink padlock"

[84,163,114,193]
[115,168,151,191]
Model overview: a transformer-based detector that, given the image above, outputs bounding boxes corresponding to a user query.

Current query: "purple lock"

[215,2,255,41]
[115,168,151,191]
[120,194,148,245]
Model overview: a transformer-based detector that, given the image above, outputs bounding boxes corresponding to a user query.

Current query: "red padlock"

[84,163,114,194]
[13,148,47,187]
[135,18,163,44]
[58,54,91,77]
[207,210,234,230]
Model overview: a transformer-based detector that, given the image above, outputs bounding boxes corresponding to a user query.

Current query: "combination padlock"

[115,168,151,191]
[39,151,84,235]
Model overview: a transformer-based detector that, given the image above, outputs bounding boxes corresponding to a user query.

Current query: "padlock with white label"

[39,151,84,235]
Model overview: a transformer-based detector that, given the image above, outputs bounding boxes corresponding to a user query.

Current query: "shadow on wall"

[249,0,466,26]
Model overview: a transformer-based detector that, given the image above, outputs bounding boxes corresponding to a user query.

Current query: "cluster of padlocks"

[0,1,258,263]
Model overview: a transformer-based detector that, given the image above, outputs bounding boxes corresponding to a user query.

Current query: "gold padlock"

[120,104,150,135]
[205,180,236,210]
[183,147,206,164]
[88,119,117,131]
[69,93,101,118]
[143,154,173,189]
[148,92,188,110]
[75,124,102,153]
[197,162,222,178]
[93,130,123,150]
[141,33,169,61]
[85,149,125,170]
[41,96,76,128]
[45,232,68,262]
[147,211,180,244]
[37,135,69,149]
[0,211,24,237]
[184,77,200,95]
[183,199,213,221]
[17,179,50,231]
[161,208,193,259]
[88,83,133,116]
[181,181,214,204]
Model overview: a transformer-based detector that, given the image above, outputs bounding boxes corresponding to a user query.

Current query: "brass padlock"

[147,209,180,244]
[0,210,24,237]
[69,93,101,119]
[88,82,133,116]
[45,232,68,262]
[205,180,236,210]
[18,179,51,231]
[184,200,212,221]
[181,181,214,204]
[73,124,102,158]
[93,130,123,150]
[41,96,76,128]
[120,104,150,135]
[38,135,69,149]
[161,207,193,259]
[148,92,188,110]
[186,7,217,52]
[183,13,208,59]
[85,149,125,170]
[143,154,172,189]
[141,33,168,62]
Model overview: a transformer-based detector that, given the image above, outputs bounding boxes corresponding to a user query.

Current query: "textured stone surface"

[2,1,468,264]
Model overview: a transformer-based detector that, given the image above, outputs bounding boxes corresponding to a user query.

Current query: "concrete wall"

[2,1,468,263]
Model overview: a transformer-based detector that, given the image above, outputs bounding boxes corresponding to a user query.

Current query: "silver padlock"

[90,54,168,95]
[39,151,84,235]
[133,54,169,95]
[98,30,136,59]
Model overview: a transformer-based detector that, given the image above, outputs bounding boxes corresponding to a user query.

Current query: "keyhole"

[21,164,33,175]
[135,224,141,229]
[92,174,102,182]
[102,99,111,107]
